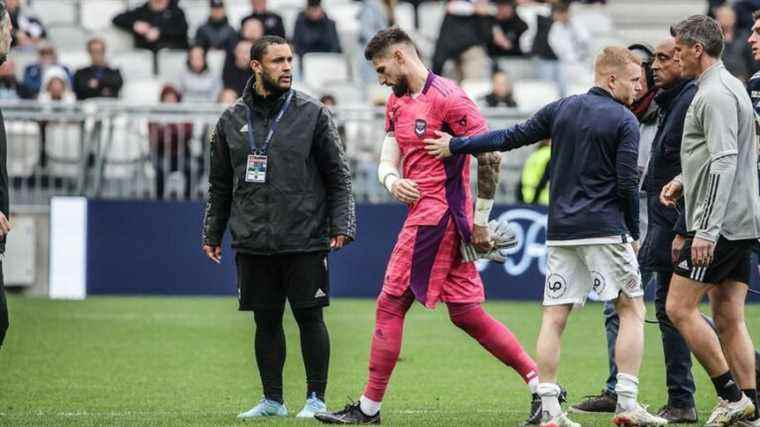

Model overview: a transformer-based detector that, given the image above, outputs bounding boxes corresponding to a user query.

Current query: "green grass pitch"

[1,296,758,426]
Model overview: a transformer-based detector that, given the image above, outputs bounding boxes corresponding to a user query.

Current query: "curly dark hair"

[363,27,417,61]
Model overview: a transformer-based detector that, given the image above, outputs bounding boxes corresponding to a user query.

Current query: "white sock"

[528,376,539,395]
[537,383,562,419]
[615,373,639,411]
[359,395,381,416]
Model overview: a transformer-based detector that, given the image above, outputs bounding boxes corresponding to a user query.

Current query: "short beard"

[260,72,289,96]
[391,76,410,97]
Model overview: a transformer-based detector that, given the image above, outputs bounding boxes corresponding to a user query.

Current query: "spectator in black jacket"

[73,38,123,100]
[293,0,342,58]
[715,5,756,81]
[194,0,237,51]
[431,0,492,82]
[112,0,189,52]
[6,0,45,49]
[240,0,286,38]
[481,70,517,108]
[488,0,528,57]
[222,39,253,96]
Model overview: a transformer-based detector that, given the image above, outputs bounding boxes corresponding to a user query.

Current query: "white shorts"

[543,243,643,306]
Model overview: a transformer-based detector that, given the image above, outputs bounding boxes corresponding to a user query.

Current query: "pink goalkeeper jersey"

[385,73,488,242]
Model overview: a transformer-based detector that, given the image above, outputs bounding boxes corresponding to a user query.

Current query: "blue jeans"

[604,271,701,408]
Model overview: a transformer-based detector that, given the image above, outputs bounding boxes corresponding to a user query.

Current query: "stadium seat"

[395,2,416,33]
[184,2,211,36]
[121,79,163,103]
[280,5,301,39]
[44,121,84,178]
[513,79,560,112]
[5,121,40,178]
[157,49,187,81]
[80,0,126,31]
[417,1,446,42]
[99,28,136,54]
[460,78,491,102]
[329,2,361,33]
[320,80,363,105]
[112,51,155,80]
[47,25,92,50]
[226,2,251,28]
[496,58,539,81]
[207,49,226,78]
[58,50,91,72]
[302,53,349,89]
[571,7,613,36]
[99,114,151,181]
[29,0,78,26]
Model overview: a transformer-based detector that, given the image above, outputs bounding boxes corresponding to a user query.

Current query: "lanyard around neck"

[246,90,294,154]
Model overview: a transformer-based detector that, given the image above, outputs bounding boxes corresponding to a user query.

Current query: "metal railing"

[3,100,535,210]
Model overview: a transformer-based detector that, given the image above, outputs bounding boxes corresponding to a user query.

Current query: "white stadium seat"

[157,49,187,81]
[30,0,78,26]
[417,1,446,41]
[47,25,92,50]
[513,80,560,112]
[395,2,416,33]
[328,2,361,33]
[80,0,127,31]
[6,121,40,178]
[121,79,163,103]
[112,50,155,79]
[460,78,491,102]
[302,53,349,89]
[58,50,91,71]
[99,28,136,54]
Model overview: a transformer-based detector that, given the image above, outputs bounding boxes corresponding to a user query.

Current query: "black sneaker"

[656,405,698,424]
[314,401,381,424]
[523,385,568,425]
[569,390,616,414]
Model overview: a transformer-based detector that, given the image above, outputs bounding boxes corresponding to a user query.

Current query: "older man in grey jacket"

[662,15,760,427]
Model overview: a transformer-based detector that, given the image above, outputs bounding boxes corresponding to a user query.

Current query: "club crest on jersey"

[414,119,427,138]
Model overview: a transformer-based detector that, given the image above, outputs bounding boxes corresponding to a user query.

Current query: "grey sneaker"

[570,390,616,414]
[655,405,697,424]
[704,395,755,427]
[237,398,288,419]
[736,418,760,427]
[612,403,667,426]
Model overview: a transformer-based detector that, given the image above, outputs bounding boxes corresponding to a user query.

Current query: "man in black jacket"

[73,38,123,100]
[112,0,189,52]
[194,0,237,51]
[202,35,355,420]
[240,0,286,38]
[0,1,13,350]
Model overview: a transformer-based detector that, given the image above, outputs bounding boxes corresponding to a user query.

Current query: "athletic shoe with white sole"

[237,398,288,419]
[539,412,581,427]
[612,403,668,426]
[704,395,755,427]
[297,393,327,418]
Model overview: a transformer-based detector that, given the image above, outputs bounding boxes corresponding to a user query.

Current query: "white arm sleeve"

[378,134,401,192]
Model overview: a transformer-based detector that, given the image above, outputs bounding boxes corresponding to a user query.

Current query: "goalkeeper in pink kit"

[315,28,552,425]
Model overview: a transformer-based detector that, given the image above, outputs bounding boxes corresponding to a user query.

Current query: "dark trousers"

[0,259,8,348]
[603,271,700,408]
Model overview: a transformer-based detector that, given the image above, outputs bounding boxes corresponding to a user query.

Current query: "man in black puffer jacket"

[202,35,355,420]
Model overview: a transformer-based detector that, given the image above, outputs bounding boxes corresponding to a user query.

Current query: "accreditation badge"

[245,154,268,183]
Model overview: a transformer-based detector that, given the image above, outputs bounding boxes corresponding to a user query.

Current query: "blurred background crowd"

[2,0,752,205]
